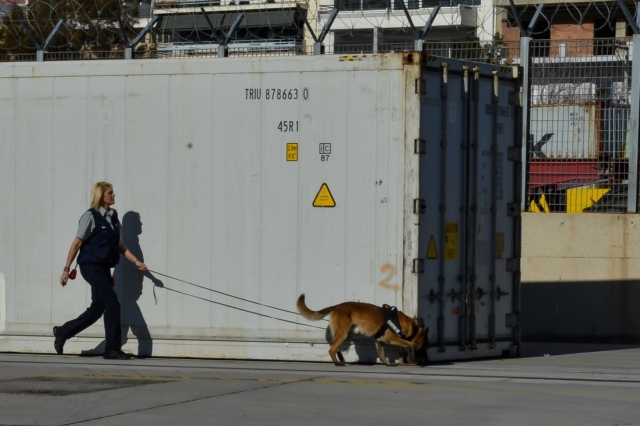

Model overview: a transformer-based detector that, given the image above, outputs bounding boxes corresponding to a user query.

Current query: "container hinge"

[412,258,425,274]
[506,313,520,328]
[413,198,426,214]
[507,203,521,217]
[415,78,426,95]
[507,147,522,162]
[414,139,426,154]
[506,258,520,273]
[508,90,519,106]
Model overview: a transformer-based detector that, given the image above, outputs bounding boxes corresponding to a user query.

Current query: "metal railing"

[423,40,521,64]
[321,0,479,12]
[44,51,127,61]
[0,41,517,65]
[155,38,303,57]
[0,53,38,62]
[154,0,292,7]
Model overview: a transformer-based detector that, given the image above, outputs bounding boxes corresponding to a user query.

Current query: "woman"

[55,182,148,360]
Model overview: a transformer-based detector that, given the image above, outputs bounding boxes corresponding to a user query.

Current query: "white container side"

[0,53,424,362]
[529,103,598,159]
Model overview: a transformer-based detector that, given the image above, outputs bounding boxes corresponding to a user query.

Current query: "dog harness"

[379,304,407,339]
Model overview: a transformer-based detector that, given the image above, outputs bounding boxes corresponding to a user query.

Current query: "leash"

[148,269,327,330]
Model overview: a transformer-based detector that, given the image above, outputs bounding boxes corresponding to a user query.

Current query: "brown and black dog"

[297,294,427,366]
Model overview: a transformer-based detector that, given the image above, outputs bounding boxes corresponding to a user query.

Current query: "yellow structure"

[566,187,609,213]
[530,187,609,213]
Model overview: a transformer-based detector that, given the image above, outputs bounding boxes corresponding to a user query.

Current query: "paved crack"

[61,375,327,426]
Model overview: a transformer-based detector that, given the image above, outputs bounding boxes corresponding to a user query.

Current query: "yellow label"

[445,222,458,260]
[313,183,336,207]
[426,235,437,259]
[286,143,298,161]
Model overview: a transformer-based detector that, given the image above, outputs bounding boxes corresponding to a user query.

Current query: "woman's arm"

[60,237,83,287]
[119,240,148,271]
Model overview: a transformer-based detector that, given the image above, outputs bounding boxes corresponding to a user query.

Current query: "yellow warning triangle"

[313,183,336,207]
[426,235,438,259]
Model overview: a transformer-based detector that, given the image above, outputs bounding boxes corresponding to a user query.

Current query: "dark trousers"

[57,263,122,353]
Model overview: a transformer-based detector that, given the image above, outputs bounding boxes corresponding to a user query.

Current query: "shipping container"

[529,103,598,159]
[0,53,521,363]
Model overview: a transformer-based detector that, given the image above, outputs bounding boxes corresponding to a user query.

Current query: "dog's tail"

[296,294,334,321]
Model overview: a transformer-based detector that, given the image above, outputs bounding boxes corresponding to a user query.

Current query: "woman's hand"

[134,260,148,271]
[60,271,69,287]
[61,238,82,287]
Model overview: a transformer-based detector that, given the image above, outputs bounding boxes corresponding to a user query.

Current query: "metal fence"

[423,40,520,64]
[0,40,521,62]
[44,51,127,61]
[323,0,480,12]
[0,53,37,62]
[526,38,632,213]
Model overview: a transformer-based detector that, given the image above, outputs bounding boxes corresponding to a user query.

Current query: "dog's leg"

[328,339,347,366]
[383,333,417,366]
[399,349,415,366]
[398,349,411,366]
[328,321,349,366]
[374,341,394,366]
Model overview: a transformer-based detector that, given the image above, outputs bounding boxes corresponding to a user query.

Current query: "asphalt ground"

[0,342,639,426]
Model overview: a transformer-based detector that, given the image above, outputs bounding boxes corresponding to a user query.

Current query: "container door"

[418,59,469,354]
[467,66,520,352]
[418,58,522,361]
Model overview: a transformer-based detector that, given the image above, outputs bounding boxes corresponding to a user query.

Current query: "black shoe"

[103,350,133,360]
[53,326,65,355]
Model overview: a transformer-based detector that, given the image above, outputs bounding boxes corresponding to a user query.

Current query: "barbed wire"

[1,0,639,55]
[0,0,139,52]
[501,0,639,36]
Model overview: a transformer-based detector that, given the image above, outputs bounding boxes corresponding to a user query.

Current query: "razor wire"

[0,0,140,52]
[1,0,638,56]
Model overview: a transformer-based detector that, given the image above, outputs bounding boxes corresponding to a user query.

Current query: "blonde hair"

[90,182,113,210]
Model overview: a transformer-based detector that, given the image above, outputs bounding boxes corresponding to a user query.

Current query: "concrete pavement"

[0,342,639,425]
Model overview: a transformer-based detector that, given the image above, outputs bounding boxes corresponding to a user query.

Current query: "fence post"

[627,34,640,212]
[520,36,531,211]
[373,27,382,54]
